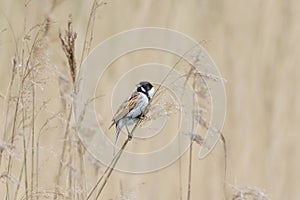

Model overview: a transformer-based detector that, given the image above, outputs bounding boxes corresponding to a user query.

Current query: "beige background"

[0,0,299,199]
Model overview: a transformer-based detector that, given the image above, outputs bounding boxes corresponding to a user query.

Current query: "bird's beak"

[136,83,141,87]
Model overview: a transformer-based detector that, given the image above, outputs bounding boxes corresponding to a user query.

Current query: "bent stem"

[187,141,193,200]
[86,138,130,200]
[95,139,130,199]
[220,133,228,199]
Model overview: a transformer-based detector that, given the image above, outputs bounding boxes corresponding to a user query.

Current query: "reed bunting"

[109,81,155,154]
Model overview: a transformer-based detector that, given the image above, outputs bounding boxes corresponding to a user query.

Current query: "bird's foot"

[128,134,133,141]
[139,113,146,120]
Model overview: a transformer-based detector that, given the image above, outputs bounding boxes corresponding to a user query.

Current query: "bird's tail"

[113,127,121,155]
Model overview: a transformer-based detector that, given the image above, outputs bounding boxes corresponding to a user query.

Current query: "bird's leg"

[139,113,146,120]
[126,125,133,140]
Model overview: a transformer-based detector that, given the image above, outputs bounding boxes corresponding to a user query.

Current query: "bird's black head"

[136,81,155,99]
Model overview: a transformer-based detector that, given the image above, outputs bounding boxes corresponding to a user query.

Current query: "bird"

[109,81,155,154]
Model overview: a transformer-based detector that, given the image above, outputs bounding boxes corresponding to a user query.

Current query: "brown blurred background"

[0,0,299,199]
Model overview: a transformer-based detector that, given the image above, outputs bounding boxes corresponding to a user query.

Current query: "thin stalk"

[6,46,25,199]
[14,163,24,200]
[7,85,22,199]
[78,0,99,72]
[36,139,39,200]
[187,142,193,200]
[95,139,130,200]
[22,82,29,200]
[90,109,150,198]
[86,139,130,200]
[73,138,77,200]
[22,128,29,200]
[31,71,36,199]
[68,132,73,199]
[178,138,183,200]
[36,112,61,200]
[55,105,73,200]
[0,59,17,167]
[0,11,20,60]
[220,133,228,199]
[78,142,87,199]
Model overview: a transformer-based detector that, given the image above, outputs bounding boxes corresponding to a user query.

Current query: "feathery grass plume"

[190,133,204,145]
[56,2,108,197]
[59,15,77,85]
[56,8,105,197]
[231,186,269,200]
[56,16,79,199]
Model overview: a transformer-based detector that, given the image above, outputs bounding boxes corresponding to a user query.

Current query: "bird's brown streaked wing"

[112,92,139,123]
